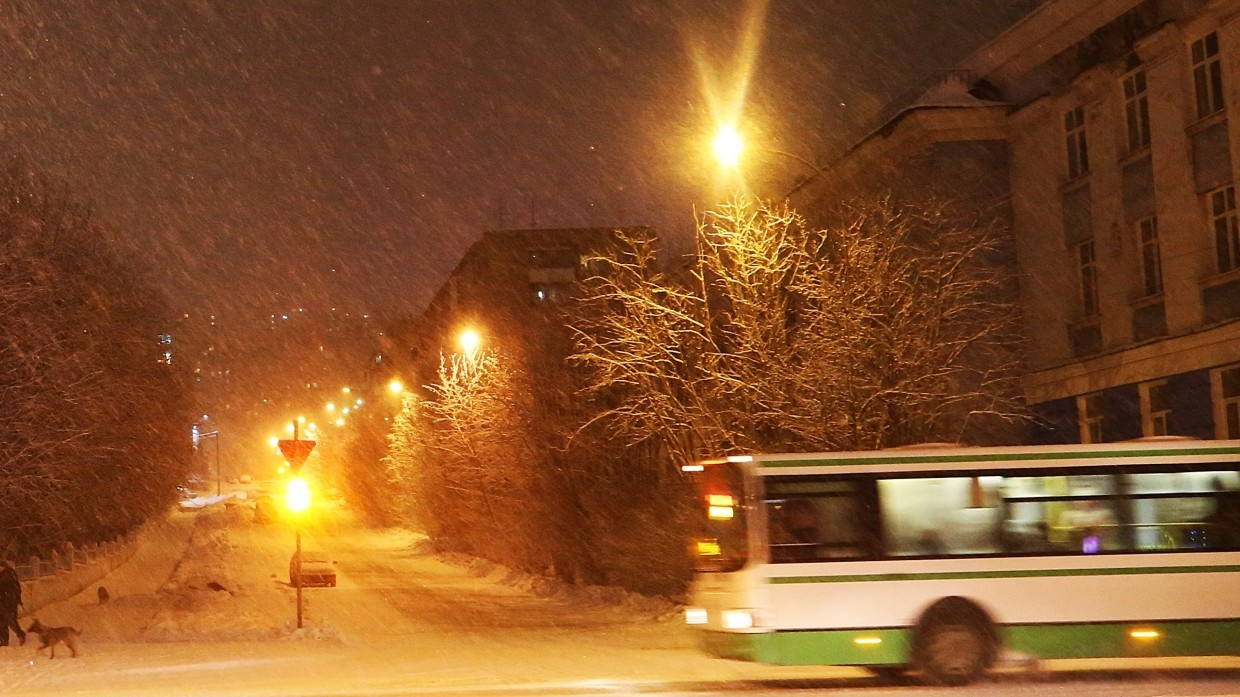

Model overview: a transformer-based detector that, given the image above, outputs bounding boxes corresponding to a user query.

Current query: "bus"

[681,438,1240,685]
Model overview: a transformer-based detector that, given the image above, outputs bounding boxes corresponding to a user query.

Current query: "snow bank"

[433,550,681,621]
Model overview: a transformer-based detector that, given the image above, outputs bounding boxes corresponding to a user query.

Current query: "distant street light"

[388,378,404,395]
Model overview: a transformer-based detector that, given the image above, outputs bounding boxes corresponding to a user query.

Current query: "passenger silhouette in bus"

[1205,490,1240,550]
[771,498,822,561]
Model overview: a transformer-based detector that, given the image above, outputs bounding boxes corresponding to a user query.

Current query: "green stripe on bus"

[770,565,1240,584]
[759,446,1240,468]
[698,620,1240,665]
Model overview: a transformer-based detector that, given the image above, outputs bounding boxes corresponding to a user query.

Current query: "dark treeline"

[0,159,194,560]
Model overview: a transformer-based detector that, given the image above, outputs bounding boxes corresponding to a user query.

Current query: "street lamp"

[710,124,825,186]
[459,328,481,357]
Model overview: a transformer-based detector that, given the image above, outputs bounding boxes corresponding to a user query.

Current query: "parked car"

[289,550,336,587]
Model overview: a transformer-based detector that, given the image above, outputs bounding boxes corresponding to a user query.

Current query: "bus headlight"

[684,607,708,625]
[721,609,755,630]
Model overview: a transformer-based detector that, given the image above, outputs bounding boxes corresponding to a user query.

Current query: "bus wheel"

[911,597,998,686]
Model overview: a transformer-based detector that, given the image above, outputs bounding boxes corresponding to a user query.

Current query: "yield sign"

[278,439,316,468]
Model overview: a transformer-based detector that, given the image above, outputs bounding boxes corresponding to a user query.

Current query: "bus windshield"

[688,461,748,572]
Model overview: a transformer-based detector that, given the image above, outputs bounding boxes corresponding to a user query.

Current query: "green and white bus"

[682,438,1240,684]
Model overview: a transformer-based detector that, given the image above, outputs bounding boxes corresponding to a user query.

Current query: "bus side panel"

[762,556,1240,662]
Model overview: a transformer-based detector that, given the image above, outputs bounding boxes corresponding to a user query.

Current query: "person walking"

[0,560,26,647]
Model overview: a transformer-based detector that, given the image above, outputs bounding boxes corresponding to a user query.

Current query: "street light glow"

[388,378,404,395]
[713,124,744,169]
[286,476,311,513]
[459,329,481,356]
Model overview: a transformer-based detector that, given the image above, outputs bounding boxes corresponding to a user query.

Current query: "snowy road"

[2,500,1238,696]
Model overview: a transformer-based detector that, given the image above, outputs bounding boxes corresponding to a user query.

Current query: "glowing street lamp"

[713,123,744,170]
[711,123,824,183]
[459,329,481,357]
[286,476,311,514]
[388,378,404,395]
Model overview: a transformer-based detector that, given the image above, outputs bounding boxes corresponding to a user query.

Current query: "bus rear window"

[689,462,748,572]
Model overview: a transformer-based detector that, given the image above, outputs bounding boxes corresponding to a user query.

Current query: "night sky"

[0,1,1027,323]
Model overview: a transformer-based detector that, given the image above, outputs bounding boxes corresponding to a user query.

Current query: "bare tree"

[385,349,550,570]
[0,160,193,558]
[569,195,1025,467]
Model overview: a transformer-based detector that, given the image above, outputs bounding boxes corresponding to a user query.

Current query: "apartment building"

[794,0,1240,443]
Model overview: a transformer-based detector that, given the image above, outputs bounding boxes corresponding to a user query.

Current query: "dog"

[97,586,110,604]
[26,619,81,659]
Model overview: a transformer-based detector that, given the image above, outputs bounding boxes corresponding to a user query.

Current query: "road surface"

[1,495,1237,696]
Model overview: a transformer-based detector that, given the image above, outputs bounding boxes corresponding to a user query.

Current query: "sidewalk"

[19,508,200,641]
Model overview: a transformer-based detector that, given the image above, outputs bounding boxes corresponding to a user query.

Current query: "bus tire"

[911,597,998,686]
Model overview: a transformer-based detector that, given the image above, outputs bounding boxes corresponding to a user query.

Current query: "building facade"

[795,0,1240,444]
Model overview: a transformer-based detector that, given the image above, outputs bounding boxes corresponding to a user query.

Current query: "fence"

[13,520,155,616]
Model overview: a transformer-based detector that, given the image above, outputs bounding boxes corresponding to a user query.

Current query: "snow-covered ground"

[0,496,849,696]
[6,495,1239,697]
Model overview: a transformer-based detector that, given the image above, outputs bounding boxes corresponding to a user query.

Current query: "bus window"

[765,479,864,562]
[1128,470,1240,550]
[688,462,749,572]
[878,477,1001,556]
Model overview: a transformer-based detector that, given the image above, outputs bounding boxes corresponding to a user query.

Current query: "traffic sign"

[278,439,316,468]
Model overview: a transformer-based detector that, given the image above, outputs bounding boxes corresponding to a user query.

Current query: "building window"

[1192,32,1225,119]
[1076,239,1099,316]
[1078,393,1105,443]
[1123,69,1151,152]
[1138,216,1163,296]
[1140,380,1170,436]
[1208,185,1240,273]
[1064,106,1090,179]
[1219,365,1240,439]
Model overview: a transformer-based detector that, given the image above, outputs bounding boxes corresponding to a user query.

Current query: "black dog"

[97,586,110,605]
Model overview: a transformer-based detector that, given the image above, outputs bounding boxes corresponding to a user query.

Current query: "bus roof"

[699,438,1240,476]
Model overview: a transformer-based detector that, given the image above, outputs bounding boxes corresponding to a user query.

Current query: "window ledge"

[1118,147,1151,168]
[1199,266,1240,289]
[1129,292,1164,309]
[1068,314,1101,330]
[1186,110,1227,136]
[1059,174,1091,195]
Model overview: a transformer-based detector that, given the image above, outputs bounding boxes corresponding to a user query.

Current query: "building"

[793,0,1240,444]
[404,226,652,385]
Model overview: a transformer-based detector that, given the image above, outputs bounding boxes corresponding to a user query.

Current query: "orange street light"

[459,329,481,356]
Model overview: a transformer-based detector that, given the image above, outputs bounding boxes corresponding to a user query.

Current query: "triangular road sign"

[278,439,316,469]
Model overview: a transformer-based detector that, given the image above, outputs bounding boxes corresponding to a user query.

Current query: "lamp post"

[197,429,222,496]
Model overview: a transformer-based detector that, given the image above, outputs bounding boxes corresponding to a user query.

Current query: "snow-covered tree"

[570,195,1025,467]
